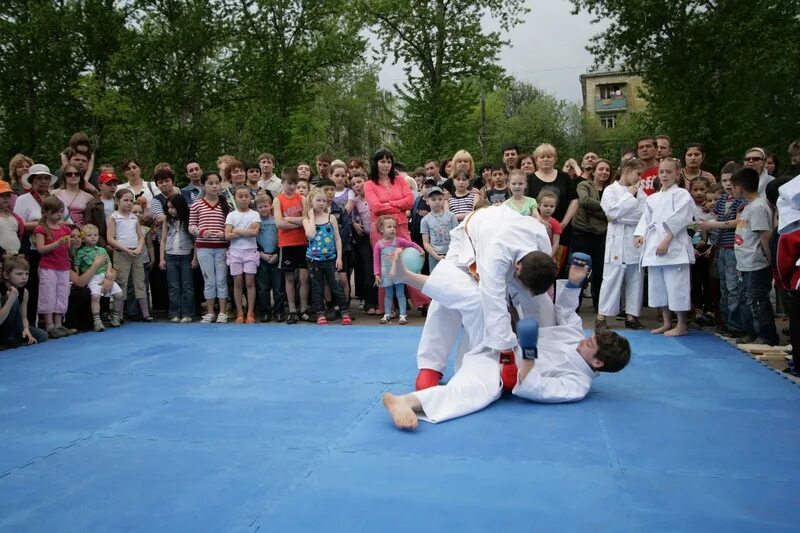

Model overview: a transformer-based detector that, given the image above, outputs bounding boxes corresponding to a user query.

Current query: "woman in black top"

[526,143,579,247]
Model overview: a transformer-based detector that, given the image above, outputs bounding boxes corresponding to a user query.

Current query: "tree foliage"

[571,0,800,167]
[360,0,530,163]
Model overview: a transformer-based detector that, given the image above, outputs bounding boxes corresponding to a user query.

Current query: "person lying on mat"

[414,204,557,391]
[382,254,631,430]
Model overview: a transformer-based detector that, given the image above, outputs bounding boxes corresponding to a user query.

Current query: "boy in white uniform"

[383,256,632,429]
[634,158,695,336]
[415,204,556,390]
[595,158,646,331]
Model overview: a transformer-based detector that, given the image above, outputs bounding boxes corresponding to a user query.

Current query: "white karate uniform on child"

[597,180,646,317]
[634,185,695,312]
[416,205,554,375]
[414,277,597,424]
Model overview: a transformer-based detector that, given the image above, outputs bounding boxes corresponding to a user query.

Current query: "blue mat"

[1,324,799,532]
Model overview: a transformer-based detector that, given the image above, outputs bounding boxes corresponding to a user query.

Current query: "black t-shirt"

[526,170,577,222]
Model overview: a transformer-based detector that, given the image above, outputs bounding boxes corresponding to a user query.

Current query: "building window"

[601,115,617,129]
[599,84,623,100]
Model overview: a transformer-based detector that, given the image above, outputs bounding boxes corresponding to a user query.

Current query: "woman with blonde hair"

[527,143,579,253]
[8,154,34,196]
[441,150,475,196]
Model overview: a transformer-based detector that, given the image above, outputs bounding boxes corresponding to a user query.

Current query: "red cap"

[99,171,119,185]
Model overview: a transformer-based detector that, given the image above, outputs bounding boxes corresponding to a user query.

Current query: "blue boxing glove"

[566,252,592,288]
[517,319,539,360]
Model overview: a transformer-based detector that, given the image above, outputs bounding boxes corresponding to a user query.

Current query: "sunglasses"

[63,172,81,177]
[744,157,763,162]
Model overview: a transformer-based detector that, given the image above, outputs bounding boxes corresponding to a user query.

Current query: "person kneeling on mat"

[382,254,632,430]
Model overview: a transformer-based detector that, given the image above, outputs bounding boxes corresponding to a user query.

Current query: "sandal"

[316,315,328,325]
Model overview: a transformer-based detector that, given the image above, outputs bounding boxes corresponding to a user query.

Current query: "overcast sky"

[374,0,605,104]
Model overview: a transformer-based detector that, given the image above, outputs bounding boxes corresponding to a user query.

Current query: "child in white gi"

[634,158,695,336]
[383,256,632,429]
[595,158,646,330]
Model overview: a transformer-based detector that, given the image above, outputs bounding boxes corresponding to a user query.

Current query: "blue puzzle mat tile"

[99,380,387,449]
[0,371,199,436]
[0,430,84,475]
[599,395,800,475]
[257,451,632,532]
[337,395,612,467]
[0,435,313,533]
[623,468,800,531]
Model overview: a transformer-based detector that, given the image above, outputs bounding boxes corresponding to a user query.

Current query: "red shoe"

[415,369,443,390]
[341,315,352,325]
[499,350,518,393]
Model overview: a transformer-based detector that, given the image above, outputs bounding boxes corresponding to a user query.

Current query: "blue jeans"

[167,254,194,319]
[196,248,228,299]
[257,258,285,316]
[384,283,408,316]
[428,255,440,272]
[717,248,743,332]
[738,267,778,344]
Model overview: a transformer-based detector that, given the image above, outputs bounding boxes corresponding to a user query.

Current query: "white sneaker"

[170,316,180,323]
[398,315,408,325]
[200,313,215,324]
[180,317,192,323]
[216,313,228,323]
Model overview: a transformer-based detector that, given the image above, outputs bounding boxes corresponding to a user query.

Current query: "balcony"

[594,96,627,113]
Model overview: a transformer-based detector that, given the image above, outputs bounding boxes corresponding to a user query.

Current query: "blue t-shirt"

[257,216,279,253]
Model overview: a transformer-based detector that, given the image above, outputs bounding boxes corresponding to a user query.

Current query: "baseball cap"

[98,170,119,185]
[427,186,444,196]
[0,181,13,194]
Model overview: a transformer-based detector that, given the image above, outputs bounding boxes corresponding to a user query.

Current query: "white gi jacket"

[446,205,552,352]
[601,181,646,265]
[633,185,695,266]
[513,281,597,403]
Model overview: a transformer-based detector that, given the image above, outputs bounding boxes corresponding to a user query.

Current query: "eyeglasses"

[63,172,81,177]
[744,157,763,162]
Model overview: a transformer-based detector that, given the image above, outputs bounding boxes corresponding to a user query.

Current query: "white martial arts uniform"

[597,181,646,317]
[414,278,597,423]
[417,205,554,374]
[634,185,695,312]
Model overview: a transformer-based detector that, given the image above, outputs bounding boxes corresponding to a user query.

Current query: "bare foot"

[650,324,671,334]
[664,326,688,337]
[383,392,418,430]
[388,250,408,284]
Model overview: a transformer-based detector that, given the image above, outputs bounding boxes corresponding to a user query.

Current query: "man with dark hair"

[637,136,659,196]
[502,143,520,172]
[312,152,333,185]
[257,153,281,196]
[182,160,203,204]
[412,204,556,391]
[382,259,631,429]
[655,135,673,161]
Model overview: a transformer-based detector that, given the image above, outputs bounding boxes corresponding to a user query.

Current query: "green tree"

[571,0,800,168]
[466,80,585,164]
[0,0,85,161]
[222,0,367,162]
[360,0,530,164]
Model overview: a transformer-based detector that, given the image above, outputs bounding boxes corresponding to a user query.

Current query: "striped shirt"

[448,192,475,217]
[188,198,229,249]
[708,193,747,248]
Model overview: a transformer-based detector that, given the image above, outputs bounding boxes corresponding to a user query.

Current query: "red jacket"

[777,229,800,291]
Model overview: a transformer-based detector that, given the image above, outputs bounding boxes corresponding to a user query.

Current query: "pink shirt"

[55,189,94,227]
[364,177,414,246]
[33,224,72,270]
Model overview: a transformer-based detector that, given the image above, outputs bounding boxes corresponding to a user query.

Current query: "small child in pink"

[33,196,74,338]
[373,215,424,325]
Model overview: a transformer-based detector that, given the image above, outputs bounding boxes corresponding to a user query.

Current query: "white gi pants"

[597,263,643,317]
[647,264,691,311]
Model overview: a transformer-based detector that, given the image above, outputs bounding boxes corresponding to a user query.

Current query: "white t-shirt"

[13,193,44,223]
[225,209,260,249]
